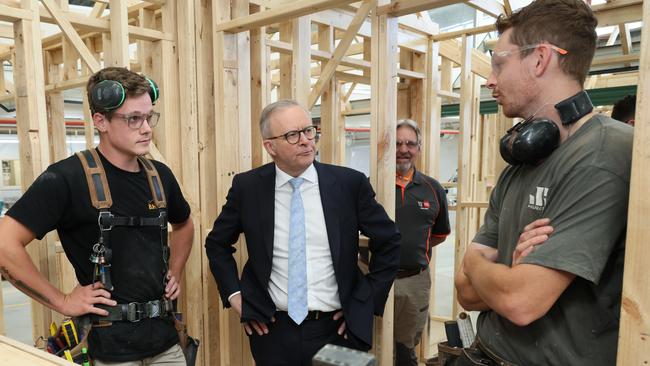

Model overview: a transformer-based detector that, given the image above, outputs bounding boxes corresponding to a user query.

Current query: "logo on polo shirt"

[528,186,549,211]
[417,201,430,210]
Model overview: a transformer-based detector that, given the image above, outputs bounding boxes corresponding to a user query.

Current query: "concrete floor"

[2,279,33,345]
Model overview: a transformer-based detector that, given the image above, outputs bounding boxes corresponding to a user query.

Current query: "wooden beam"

[376,0,459,17]
[308,0,374,109]
[41,0,101,73]
[0,4,32,22]
[370,2,398,363]
[13,0,53,342]
[214,0,358,33]
[109,0,130,67]
[292,16,311,106]
[593,0,643,27]
[0,24,13,39]
[439,39,491,78]
[90,2,108,17]
[617,0,649,362]
[591,53,639,67]
[466,0,503,18]
[432,24,495,42]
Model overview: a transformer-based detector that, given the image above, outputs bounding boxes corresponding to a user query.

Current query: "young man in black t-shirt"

[0,67,194,365]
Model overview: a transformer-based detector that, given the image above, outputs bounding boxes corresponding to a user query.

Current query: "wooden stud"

[452,35,473,317]
[291,16,311,106]
[250,4,269,168]
[370,1,398,363]
[109,0,130,67]
[616,1,650,363]
[317,23,342,165]
[13,0,53,342]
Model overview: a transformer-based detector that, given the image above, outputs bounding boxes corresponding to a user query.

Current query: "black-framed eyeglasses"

[265,126,318,144]
[396,140,419,149]
[111,111,160,129]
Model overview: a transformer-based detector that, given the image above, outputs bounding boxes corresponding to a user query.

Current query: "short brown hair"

[496,0,597,85]
[86,67,151,116]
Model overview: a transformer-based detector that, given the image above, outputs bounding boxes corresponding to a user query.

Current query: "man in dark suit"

[205,99,400,365]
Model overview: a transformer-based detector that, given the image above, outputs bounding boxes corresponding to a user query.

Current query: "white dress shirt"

[267,164,341,311]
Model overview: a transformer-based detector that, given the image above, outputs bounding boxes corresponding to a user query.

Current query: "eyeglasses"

[490,43,568,73]
[396,140,419,149]
[265,126,318,144]
[111,111,160,129]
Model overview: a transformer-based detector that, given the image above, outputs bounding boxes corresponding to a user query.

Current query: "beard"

[396,161,412,175]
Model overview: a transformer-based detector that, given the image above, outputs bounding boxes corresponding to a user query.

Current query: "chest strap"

[76,149,169,297]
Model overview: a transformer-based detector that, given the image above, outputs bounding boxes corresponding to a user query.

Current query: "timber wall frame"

[0,0,648,365]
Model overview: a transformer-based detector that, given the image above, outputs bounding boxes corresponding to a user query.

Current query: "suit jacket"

[205,161,400,347]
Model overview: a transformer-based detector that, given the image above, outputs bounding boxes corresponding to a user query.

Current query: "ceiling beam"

[214,0,358,33]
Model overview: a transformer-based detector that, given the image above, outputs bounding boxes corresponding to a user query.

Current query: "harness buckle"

[146,300,161,318]
[126,302,142,322]
[98,211,114,231]
[159,211,168,230]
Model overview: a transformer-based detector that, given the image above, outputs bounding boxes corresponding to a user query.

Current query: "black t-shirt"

[7,149,191,362]
[395,169,450,269]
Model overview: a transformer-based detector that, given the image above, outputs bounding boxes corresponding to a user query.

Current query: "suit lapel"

[257,164,276,262]
[315,162,341,269]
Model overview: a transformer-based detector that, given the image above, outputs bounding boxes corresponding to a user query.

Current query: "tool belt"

[96,299,174,322]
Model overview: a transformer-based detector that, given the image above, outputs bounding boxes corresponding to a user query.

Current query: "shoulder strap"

[76,149,112,209]
[137,156,167,209]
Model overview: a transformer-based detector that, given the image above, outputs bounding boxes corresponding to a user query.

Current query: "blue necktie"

[288,177,308,324]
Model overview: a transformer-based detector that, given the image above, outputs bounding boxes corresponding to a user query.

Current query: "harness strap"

[76,149,112,210]
[138,156,167,209]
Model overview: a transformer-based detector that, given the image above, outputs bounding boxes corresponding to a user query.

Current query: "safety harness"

[76,149,173,324]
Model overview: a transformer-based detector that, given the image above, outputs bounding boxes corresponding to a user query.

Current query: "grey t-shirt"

[473,115,633,365]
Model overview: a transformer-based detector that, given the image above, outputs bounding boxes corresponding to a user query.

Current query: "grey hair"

[397,119,422,144]
[259,99,311,138]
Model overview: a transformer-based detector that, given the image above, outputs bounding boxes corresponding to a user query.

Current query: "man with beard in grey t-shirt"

[454,1,633,365]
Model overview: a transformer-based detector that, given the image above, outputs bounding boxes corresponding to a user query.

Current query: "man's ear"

[263,140,277,157]
[93,112,108,132]
[533,45,554,77]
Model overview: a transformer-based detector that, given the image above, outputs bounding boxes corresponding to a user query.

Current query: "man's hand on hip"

[229,293,275,336]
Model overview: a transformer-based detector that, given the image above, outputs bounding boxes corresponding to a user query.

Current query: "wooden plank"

[308,0,374,109]
[90,2,108,17]
[431,24,495,42]
[109,0,130,67]
[250,4,269,168]
[214,0,357,33]
[12,0,52,342]
[292,16,311,106]
[41,0,101,73]
[0,25,13,39]
[452,35,473,317]
[0,334,71,365]
[176,2,205,366]
[466,0,503,18]
[370,1,398,363]
[317,23,342,165]
[593,1,642,27]
[591,53,639,67]
[278,22,292,99]
[0,4,32,22]
[193,1,218,364]
[439,39,491,79]
[616,0,650,363]
[376,0,459,17]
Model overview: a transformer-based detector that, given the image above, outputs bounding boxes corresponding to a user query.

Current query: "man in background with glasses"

[455,0,632,365]
[206,99,401,364]
[0,67,194,365]
[393,119,449,366]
